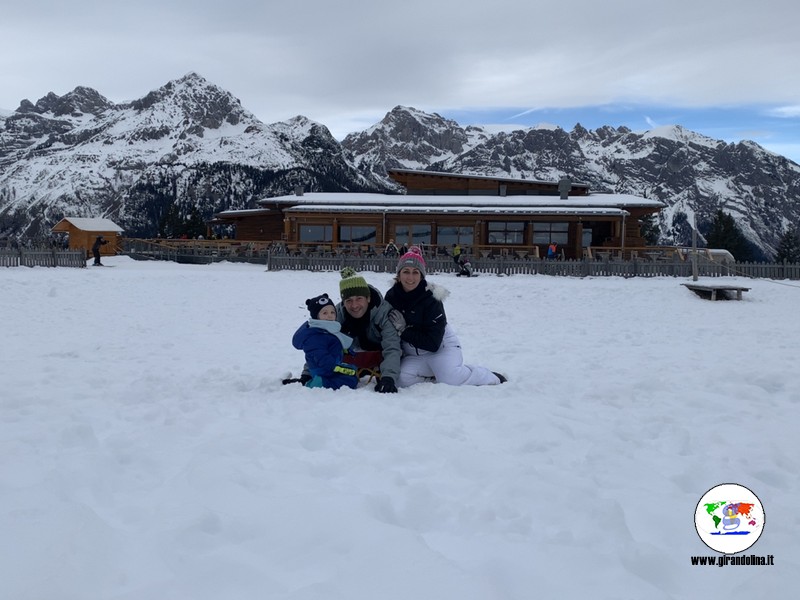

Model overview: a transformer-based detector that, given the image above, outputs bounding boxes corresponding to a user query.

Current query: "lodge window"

[298,224,333,243]
[395,224,432,246]
[487,221,524,245]
[339,225,376,244]
[532,222,569,245]
[436,226,474,247]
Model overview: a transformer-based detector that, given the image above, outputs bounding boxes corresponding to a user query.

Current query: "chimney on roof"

[558,177,571,200]
[294,185,304,196]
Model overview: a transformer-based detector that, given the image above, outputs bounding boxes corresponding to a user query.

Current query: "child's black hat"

[306,293,334,319]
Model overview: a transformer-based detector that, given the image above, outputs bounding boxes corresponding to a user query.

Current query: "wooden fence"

[0,249,86,268]
[265,254,800,280]
[6,240,797,280]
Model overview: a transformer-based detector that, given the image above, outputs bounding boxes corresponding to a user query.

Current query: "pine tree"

[639,213,661,245]
[703,209,754,261]
[775,227,800,263]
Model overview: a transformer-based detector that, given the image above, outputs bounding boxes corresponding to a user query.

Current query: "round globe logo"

[695,483,765,554]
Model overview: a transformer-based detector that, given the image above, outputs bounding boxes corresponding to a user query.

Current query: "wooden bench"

[682,283,750,301]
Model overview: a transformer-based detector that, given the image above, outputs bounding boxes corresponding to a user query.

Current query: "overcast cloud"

[2,0,799,161]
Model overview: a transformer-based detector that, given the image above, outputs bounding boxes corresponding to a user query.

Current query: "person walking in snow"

[291,293,358,390]
[91,235,108,266]
[385,247,506,387]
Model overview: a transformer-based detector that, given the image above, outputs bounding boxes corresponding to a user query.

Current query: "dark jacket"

[385,280,447,353]
[292,322,357,390]
[92,236,108,252]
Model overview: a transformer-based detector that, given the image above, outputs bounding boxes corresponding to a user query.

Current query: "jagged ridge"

[1,79,798,258]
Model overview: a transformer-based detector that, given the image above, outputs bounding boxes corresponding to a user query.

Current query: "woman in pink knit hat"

[385,246,507,387]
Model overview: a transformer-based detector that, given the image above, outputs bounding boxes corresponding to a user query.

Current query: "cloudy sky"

[3,0,800,162]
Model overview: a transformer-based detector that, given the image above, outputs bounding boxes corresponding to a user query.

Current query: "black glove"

[282,373,312,385]
[388,309,407,333]
[374,376,398,393]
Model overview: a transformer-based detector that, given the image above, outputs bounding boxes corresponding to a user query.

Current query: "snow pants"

[398,325,501,387]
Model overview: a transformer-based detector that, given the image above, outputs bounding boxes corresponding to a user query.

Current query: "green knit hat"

[339,267,370,300]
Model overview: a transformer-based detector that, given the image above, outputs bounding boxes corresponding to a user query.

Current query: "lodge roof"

[283,204,630,217]
[210,208,276,218]
[256,192,663,210]
[52,217,124,232]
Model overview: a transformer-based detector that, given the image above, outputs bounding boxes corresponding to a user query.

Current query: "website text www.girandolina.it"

[691,554,774,567]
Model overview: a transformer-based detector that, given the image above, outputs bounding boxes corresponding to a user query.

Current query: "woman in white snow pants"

[384,247,506,388]
[397,324,500,387]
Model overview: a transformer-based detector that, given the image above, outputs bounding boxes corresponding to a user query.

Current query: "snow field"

[1,257,797,599]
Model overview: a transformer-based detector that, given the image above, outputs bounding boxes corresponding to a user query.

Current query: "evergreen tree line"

[775,225,800,263]
[640,209,799,263]
[704,209,800,263]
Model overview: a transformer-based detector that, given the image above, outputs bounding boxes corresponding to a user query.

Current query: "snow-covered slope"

[2,259,796,598]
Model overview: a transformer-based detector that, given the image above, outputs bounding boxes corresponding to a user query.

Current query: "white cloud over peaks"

[1,0,800,154]
[767,106,800,119]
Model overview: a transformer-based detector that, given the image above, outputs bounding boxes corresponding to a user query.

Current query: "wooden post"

[691,216,698,281]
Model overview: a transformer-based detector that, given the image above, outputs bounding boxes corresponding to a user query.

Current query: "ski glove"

[374,376,398,393]
[282,373,312,385]
[388,309,407,333]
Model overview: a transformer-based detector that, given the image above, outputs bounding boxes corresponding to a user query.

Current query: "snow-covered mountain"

[343,107,800,260]
[2,75,798,258]
[0,73,383,238]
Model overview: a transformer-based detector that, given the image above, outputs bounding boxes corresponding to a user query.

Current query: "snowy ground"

[2,256,797,599]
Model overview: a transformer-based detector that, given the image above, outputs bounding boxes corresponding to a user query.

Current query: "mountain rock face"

[0,72,384,238]
[2,76,798,259]
[343,107,800,259]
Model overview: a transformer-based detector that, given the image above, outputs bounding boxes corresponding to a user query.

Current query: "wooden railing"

[122,238,274,264]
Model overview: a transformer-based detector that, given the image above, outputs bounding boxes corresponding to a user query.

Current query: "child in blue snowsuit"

[292,293,358,389]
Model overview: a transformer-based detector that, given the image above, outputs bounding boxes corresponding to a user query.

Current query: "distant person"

[451,243,462,265]
[547,242,558,260]
[383,239,399,257]
[385,247,506,387]
[291,293,358,390]
[91,235,108,266]
[456,255,474,277]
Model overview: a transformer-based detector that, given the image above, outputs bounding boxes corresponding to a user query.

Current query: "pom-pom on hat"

[396,246,427,277]
[306,293,335,319]
[339,267,371,300]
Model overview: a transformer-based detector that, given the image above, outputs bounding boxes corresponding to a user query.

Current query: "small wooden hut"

[51,217,124,258]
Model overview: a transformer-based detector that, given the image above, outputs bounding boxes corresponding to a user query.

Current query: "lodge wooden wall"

[224,215,284,241]
[388,171,590,196]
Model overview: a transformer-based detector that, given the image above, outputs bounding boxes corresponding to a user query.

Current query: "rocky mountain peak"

[127,72,250,130]
[15,86,113,117]
[342,105,473,172]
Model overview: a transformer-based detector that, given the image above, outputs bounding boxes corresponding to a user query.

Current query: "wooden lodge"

[212,169,664,260]
[51,217,123,258]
